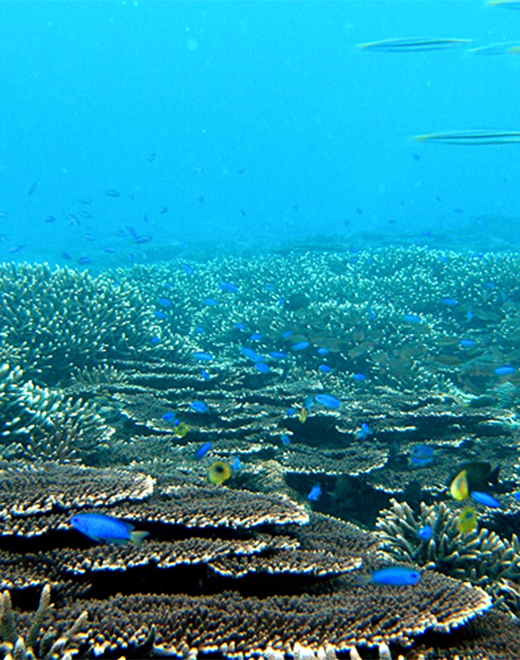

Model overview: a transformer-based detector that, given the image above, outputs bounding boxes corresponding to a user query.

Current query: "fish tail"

[130,530,150,547]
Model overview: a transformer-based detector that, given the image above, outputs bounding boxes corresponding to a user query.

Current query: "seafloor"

[1,245,520,660]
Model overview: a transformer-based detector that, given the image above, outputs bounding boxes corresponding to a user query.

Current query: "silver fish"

[358,37,471,52]
[413,129,520,145]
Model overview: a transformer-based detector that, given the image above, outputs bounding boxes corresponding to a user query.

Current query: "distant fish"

[60,252,72,260]
[418,525,433,541]
[403,313,421,324]
[317,347,329,356]
[195,441,212,459]
[147,152,157,162]
[154,311,168,320]
[250,332,263,341]
[457,506,478,534]
[105,189,121,197]
[255,362,270,373]
[494,365,515,376]
[7,245,23,254]
[270,351,288,359]
[241,347,264,362]
[203,298,219,306]
[363,566,422,586]
[103,247,116,254]
[44,215,56,223]
[28,181,39,196]
[358,37,471,52]
[78,197,92,204]
[158,297,172,307]
[356,422,372,440]
[460,339,475,348]
[488,0,520,9]
[220,281,240,293]
[207,460,233,485]
[201,368,210,380]
[77,257,92,265]
[134,235,153,244]
[71,513,149,546]
[162,412,176,422]
[410,444,436,467]
[193,351,213,361]
[182,263,195,275]
[235,322,248,331]
[80,210,92,218]
[442,297,458,306]
[315,393,341,409]
[292,341,310,351]
[469,41,520,55]
[281,433,291,445]
[319,364,332,373]
[471,491,501,508]
[308,483,322,501]
[191,401,208,413]
[414,129,520,145]
[65,213,81,225]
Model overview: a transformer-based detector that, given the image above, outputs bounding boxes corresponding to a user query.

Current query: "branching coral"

[376,499,520,616]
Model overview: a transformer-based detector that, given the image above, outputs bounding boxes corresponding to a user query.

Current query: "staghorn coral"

[376,499,520,616]
[0,262,161,386]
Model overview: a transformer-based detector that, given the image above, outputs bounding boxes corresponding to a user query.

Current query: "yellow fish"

[457,506,478,534]
[450,469,469,501]
[174,422,189,438]
[207,461,233,485]
[299,407,308,424]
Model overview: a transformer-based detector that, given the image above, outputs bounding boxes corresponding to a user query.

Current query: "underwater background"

[2,1,520,659]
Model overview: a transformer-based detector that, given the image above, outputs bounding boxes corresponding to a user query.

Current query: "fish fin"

[130,530,150,547]
[489,466,501,485]
[106,537,130,546]
[357,574,372,586]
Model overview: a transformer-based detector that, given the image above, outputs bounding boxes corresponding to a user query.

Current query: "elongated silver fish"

[469,41,520,55]
[413,129,520,145]
[358,37,471,52]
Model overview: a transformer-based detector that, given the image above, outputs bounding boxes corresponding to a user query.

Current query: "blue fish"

[250,333,263,341]
[460,339,475,348]
[471,491,501,508]
[366,566,422,586]
[158,297,172,307]
[315,394,341,409]
[201,369,211,380]
[196,326,205,334]
[203,298,219,307]
[281,433,291,445]
[220,281,240,293]
[513,492,520,502]
[241,347,264,362]
[162,412,176,422]
[292,341,310,351]
[357,422,372,440]
[193,351,213,361]
[231,456,242,471]
[410,444,436,467]
[494,366,515,376]
[269,351,288,359]
[154,311,168,320]
[319,365,332,374]
[182,263,194,275]
[282,330,293,339]
[304,395,315,409]
[235,322,248,331]
[353,373,367,381]
[317,347,329,356]
[286,407,296,417]
[308,484,322,501]
[191,401,208,413]
[442,298,458,306]
[196,441,212,459]
[71,513,149,546]
[403,314,421,324]
[255,362,270,373]
[418,525,433,541]
[151,336,161,345]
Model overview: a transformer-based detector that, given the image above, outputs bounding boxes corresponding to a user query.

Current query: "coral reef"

[376,499,520,617]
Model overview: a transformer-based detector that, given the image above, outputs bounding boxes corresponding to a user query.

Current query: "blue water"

[1,0,520,266]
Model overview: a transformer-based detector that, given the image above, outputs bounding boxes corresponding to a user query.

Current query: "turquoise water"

[2,2,520,658]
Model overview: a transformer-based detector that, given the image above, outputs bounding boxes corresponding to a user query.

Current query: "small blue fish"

[193,351,213,361]
[182,263,194,275]
[513,492,520,502]
[281,433,291,445]
[410,444,436,467]
[231,456,242,471]
[154,311,168,320]
[286,407,296,417]
[471,491,501,508]
[369,307,377,320]
[162,412,177,422]
[317,347,329,356]
[357,422,372,440]
[308,484,322,501]
[315,394,341,409]
[460,339,475,348]
[403,314,421,324]
[255,362,270,373]
[201,369,211,381]
[196,326,205,334]
[365,566,422,587]
[71,513,149,546]
[235,322,248,330]
[353,373,367,381]
[494,366,515,376]
[319,364,332,373]
[203,298,219,307]
[292,341,310,351]
[241,347,264,363]
[442,298,458,306]
[103,247,116,254]
[195,442,212,459]
[191,401,208,413]
[250,333,263,341]
[418,525,433,541]
[269,351,288,359]
[220,281,240,293]
[282,330,293,339]
[304,395,315,409]
[158,297,172,307]
[151,336,161,345]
